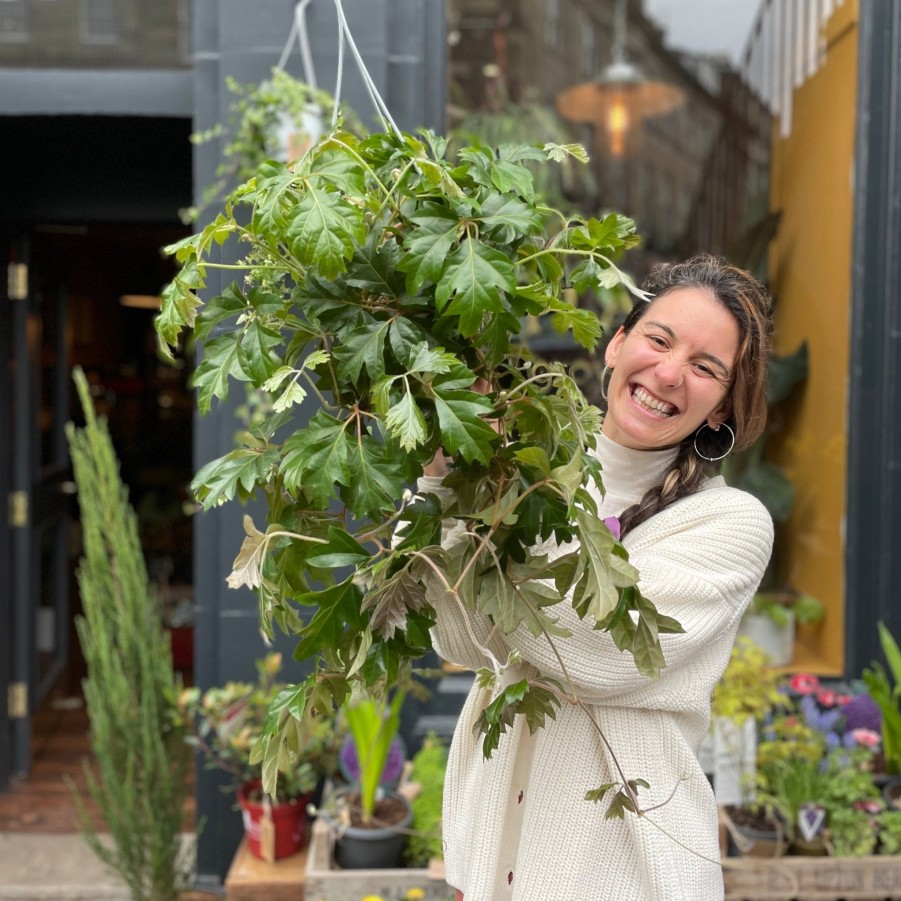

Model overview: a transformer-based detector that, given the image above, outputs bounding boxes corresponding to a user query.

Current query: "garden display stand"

[304,818,450,901]
[722,855,901,900]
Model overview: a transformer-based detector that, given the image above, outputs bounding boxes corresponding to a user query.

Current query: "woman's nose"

[656,357,684,388]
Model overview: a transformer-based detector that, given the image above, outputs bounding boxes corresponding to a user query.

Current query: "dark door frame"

[846,0,901,676]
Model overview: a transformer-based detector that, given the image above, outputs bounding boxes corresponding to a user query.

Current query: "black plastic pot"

[328,789,413,870]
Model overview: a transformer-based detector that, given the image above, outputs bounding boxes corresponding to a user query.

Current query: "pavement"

[0,833,207,901]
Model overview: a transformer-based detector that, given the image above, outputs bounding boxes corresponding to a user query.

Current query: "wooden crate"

[723,855,901,900]
[303,818,452,901]
[224,837,307,901]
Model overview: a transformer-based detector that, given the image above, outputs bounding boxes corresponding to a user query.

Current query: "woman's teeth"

[632,386,675,416]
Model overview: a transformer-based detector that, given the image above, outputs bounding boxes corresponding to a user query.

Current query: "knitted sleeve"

[416,476,509,671]
[495,486,774,703]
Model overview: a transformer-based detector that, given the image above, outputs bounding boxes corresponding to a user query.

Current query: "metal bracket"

[8,491,28,528]
[7,263,27,301]
[8,682,28,719]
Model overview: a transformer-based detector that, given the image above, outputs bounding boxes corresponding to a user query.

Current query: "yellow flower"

[406,891,426,900]
[360,896,385,901]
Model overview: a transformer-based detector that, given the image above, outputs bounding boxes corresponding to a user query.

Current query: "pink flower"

[851,728,881,748]
[817,689,840,707]
[603,517,621,540]
[790,673,821,695]
[855,799,882,814]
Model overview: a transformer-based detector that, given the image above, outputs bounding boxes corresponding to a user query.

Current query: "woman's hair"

[617,254,773,537]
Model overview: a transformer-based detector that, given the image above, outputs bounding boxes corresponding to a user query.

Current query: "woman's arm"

[497,486,773,702]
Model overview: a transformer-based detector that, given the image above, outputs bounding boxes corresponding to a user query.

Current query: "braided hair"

[615,254,773,537]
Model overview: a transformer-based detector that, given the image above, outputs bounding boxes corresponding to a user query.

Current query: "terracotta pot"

[237,780,310,860]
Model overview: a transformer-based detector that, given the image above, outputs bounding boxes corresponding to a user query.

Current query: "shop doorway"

[0,222,193,796]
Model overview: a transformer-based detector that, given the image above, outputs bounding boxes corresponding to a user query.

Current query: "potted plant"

[863,621,901,785]
[156,120,677,820]
[176,652,343,860]
[710,637,789,855]
[403,733,448,869]
[321,684,412,869]
[738,591,824,667]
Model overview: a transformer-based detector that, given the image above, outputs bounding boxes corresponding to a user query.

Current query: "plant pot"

[883,777,901,811]
[737,611,795,667]
[723,805,788,858]
[237,780,310,860]
[327,789,413,870]
[789,836,829,856]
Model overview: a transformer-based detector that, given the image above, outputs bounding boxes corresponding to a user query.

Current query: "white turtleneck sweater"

[420,434,773,901]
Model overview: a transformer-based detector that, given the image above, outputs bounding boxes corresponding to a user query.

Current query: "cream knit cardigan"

[421,434,774,901]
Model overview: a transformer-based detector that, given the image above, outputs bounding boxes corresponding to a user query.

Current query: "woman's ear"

[605,327,625,368]
[709,399,733,429]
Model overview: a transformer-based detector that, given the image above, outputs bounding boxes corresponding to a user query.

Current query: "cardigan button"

[508,870,513,885]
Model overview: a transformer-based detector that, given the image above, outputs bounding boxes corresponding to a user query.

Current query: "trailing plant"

[155,126,682,815]
[66,367,193,901]
[185,67,364,223]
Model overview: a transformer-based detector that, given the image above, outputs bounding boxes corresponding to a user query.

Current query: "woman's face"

[601,287,739,451]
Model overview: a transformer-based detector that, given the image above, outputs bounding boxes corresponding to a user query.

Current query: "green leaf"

[293,579,365,664]
[384,389,428,451]
[342,436,407,520]
[287,185,364,279]
[571,509,623,623]
[435,238,515,336]
[585,783,618,804]
[544,142,589,164]
[433,390,497,463]
[768,343,808,405]
[252,160,298,237]
[478,192,542,242]
[333,320,391,382]
[735,462,795,522]
[280,411,351,507]
[195,282,248,341]
[192,333,250,412]
[477,568,522,634]
[191,447,280,508]
[397,214,458,294]
[239,320,283,384]
[473,679,529,759]
[306,526,370,569]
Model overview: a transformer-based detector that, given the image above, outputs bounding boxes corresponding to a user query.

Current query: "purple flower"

[339,734,405,786]
[842,693,882,734]
[603,517,621,540]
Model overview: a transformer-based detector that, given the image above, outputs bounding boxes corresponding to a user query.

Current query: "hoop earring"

[601,365,612,402]
[694,422,736,462]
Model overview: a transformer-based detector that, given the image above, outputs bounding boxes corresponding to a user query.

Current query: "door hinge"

[8,682,28,719]
[8,491,28,528]
[7,263,28,301]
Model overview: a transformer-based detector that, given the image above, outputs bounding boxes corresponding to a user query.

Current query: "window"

[0,0,28,43]
[80,0,119,45]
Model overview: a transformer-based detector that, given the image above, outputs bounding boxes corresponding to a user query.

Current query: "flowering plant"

[175,652,343,803]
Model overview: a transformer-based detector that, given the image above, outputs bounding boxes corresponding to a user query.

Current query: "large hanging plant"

[156,127,682,805]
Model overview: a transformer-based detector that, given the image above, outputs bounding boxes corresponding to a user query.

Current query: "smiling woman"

[435,254,775,901]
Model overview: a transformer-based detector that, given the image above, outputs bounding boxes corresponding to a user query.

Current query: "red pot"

[237,780,310,860]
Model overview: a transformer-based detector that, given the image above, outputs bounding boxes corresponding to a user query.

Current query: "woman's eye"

[648,335,667,347]
[693,362,715,377]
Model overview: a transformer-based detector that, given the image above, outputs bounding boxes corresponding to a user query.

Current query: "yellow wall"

[768,1,858,674]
